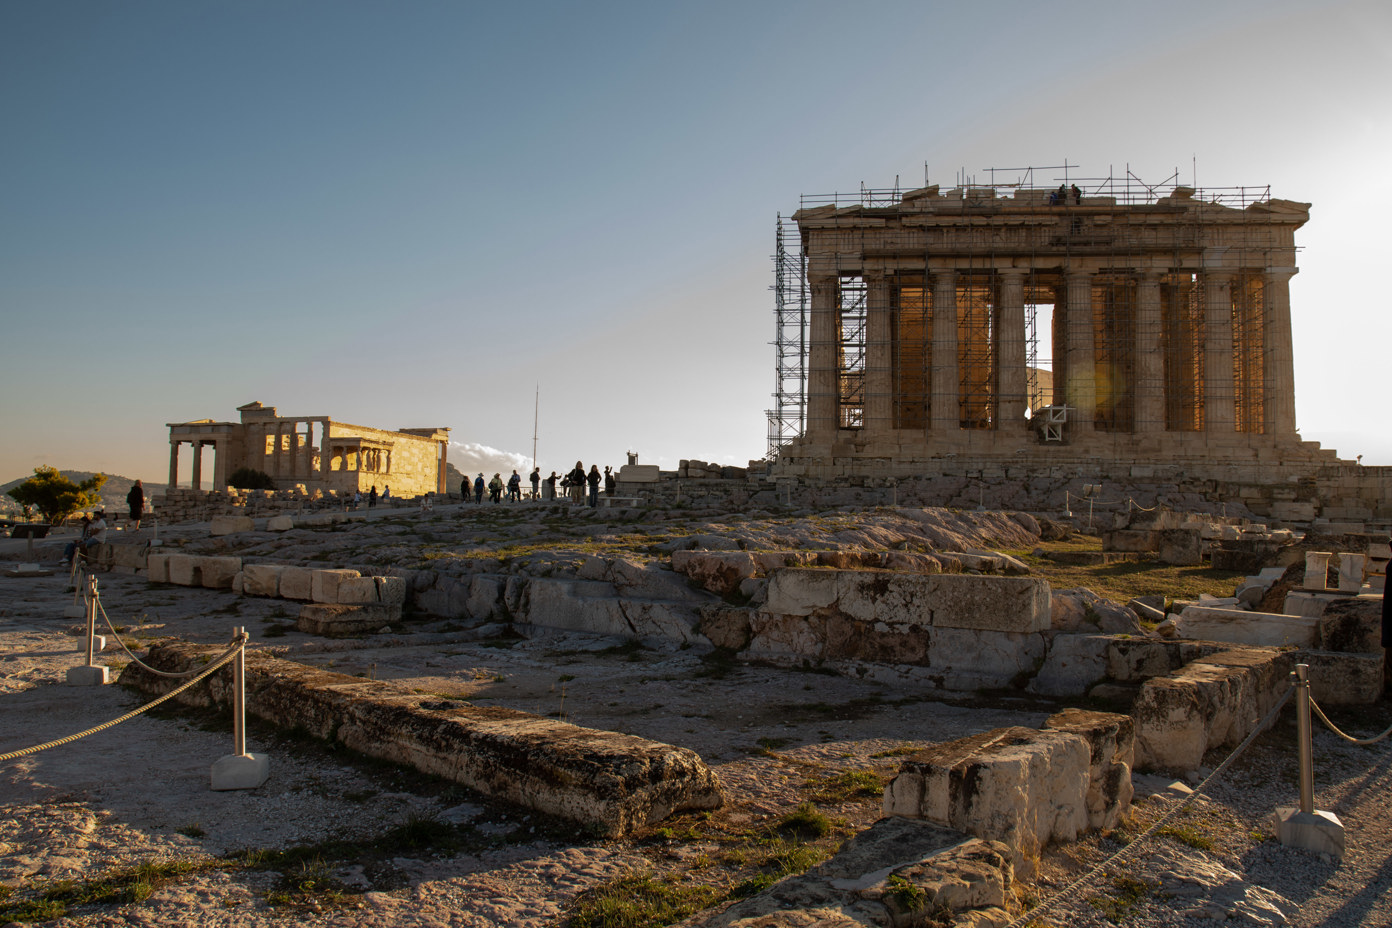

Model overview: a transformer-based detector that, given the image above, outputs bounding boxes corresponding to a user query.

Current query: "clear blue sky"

[3,0,1390,483]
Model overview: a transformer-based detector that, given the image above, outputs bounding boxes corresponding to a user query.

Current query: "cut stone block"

[298,603,402,636]
[1283,591,1342,618]
[1042,708,1135,831]
[146,553,170,583]
[166,555,197,586]
[121,641,724,837]
[763,569,1050,633]
[882,726,1091,876]
[617,464,660,483]
[375,576,406,606]
[1133,647,1292,772]
[336,576,380,604]
[1028,634,1110,697]
[1157,529,1202,566]
[279,567,313,601]
[1292,649,1384,705]
[198,556,242,590]
[241,564,285,598]
[1172,605,1317,648]
[209,515,255,536]
[266,515,294,531]
[1337,554,1366,593]
[1275,809,1345,858]
[311,569,361,604]
[1304,552,1331,591]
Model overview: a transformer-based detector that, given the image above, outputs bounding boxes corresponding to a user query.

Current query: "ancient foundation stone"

[119,641,724,837]
[1172,606,1318,648]
[1042,708,1135,830]
[1292,649,1384,705]
[198,556,242,590]
[1132,648,1292,772]
[279,567,313,601]
[209,515,255,536]
[881,726,1093,875]
[311,569,361,604]
[241,564,285,598]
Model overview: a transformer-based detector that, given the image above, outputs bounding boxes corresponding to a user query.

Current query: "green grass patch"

[565,871,719,928]
[1088,873,1152,923]
[0,859,209,922]
[1157,823,1216,851]
[804,769,886,803]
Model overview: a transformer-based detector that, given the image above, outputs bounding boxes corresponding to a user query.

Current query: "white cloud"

[449,442,532,477]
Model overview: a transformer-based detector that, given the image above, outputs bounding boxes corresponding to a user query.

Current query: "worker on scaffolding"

[1070,183,1082,204]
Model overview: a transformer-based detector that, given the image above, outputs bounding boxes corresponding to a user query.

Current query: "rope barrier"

[0,634,246,764]
[1309,696,1392,746]
[96,597,209,679]
[1005,685,1294,928]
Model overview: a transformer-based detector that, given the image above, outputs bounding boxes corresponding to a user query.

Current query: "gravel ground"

[2,520,1389,928]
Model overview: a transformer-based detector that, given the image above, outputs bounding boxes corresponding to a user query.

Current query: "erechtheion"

[769,172,1343,479]
[166,401,449,496]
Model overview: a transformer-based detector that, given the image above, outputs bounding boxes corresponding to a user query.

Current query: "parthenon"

[770,172,1344,478]
[166,402,449,495]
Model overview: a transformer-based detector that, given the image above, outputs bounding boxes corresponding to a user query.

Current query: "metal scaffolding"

[769,164,1285,459]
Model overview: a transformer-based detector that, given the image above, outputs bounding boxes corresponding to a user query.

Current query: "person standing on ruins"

[369,486,377,507]
[489,473,504,503]
[567,462,586,505]
[507,470,522,502]
[126,480,145,530]
[603,466,616,497]
[586,464,601,507]
[461,474,470,502]
[546,471,559,500]
[474,473,485,504]
[529,467,541,500]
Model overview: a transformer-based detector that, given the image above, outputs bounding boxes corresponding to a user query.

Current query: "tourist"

[63,510,106,566]
[461,475,471,501]
[126,480,145,530]
[546,471,559,500]
[383,485,391,501]
[474,473,485,504]
[529,467,541,500]
[354,490,362,509]
[507,470,522,502]
[369,486,378,507]
[603,466,616,497]
[567,462,586,505]
[489,473,504,503]
[586,464,601,507]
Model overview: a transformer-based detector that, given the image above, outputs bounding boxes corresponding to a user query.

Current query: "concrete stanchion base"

[66,665,110,686]
[1275,807,1345,857]
[211,753,270,791]
[5,564,54,577]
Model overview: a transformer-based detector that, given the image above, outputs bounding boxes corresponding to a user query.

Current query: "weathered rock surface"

[882,726,1095,875]
[686,817,1012,928]
[297,603,403,636]
[1132,647,1292,772]
[120,641,724,837]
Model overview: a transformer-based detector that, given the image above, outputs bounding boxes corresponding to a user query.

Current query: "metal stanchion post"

[211,627,269,790]
[1275,663,1345,856]
[65,576,109,685]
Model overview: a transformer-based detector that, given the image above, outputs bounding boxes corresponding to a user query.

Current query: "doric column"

[168,440,180,489]
[271,423,284,477]
[191,441,204,491]
[864,272,893,434]
[1134,272,1165,433]
[303,421,314,478]
[994,270,1028,429]
[437,438,448,494]
[930,270,958,432]
[1203,271,1236,432]
[318,420,331,481]
[1263,268,1298,434]
[807,272,839,441]
[211,440,228,489]
[1065,269,1095,432]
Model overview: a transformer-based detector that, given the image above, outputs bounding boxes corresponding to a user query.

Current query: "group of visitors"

[459,462,619,507]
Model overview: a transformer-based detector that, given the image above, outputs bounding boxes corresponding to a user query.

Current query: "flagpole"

[532,383,539,472]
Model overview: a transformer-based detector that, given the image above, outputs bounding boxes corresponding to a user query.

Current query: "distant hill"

[0,470,156,516]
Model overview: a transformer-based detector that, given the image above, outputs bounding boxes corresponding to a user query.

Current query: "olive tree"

[6,466,107,524]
